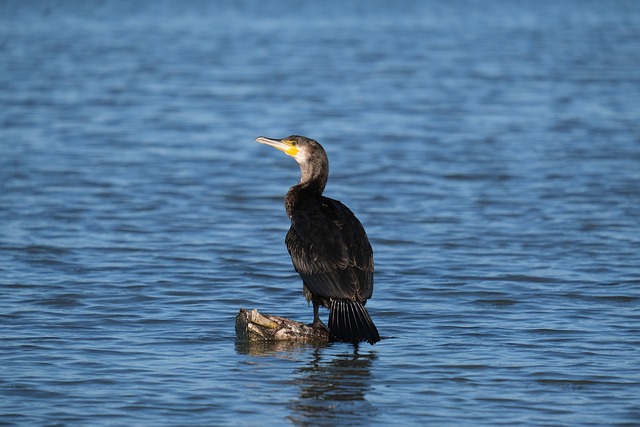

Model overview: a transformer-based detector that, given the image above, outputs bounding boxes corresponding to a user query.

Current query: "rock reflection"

[234,339,327,356]
[288,346,378,426]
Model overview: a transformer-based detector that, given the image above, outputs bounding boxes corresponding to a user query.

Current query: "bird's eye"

[291,140,297,146]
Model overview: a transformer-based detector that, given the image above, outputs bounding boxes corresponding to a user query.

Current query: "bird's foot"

[308,319,329,332]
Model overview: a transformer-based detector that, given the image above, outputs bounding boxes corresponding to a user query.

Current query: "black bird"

[256,135,380,344]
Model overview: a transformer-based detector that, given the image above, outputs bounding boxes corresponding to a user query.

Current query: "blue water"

[2,1,640,425]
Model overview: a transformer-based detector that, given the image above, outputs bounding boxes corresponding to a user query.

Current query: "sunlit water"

[1,1,640,425]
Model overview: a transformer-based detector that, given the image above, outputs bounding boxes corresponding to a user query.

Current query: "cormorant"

[256,135,380,344]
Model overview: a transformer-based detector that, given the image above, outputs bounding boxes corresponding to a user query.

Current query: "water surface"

[1,1,639,425]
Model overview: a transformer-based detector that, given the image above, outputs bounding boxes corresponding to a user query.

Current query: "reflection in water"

[288,345,378,426]
[235,339,377,425]
[234,339,329,357]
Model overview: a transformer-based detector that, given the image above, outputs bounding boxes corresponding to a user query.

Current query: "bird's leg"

[309,299,328,331]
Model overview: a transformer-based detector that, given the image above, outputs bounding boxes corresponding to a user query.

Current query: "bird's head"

[255,135,326,166]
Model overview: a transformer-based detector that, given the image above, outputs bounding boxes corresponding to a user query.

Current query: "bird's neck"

[285,163,328,218]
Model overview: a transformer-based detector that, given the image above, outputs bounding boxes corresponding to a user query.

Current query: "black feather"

[286,196,374,302]
[329,299,380,344]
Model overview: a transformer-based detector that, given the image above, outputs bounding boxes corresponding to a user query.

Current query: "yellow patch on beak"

[282,140,299,157]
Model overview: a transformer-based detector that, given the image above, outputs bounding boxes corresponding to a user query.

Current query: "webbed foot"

[308,319,329,332]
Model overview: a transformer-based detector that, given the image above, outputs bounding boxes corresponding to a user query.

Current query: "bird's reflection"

[235,340,378,425]
[287,344,378,426]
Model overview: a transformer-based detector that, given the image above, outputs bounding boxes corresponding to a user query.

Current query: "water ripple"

[2,1,640,426]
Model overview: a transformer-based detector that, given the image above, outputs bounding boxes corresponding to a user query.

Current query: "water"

[1,1,640,425]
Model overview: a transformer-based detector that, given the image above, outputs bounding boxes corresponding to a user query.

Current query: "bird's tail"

[329,299,380,344]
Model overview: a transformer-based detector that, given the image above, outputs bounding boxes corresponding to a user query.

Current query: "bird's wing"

[285,196,373,302]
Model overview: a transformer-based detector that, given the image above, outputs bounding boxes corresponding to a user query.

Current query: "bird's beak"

[256,136,299,157]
